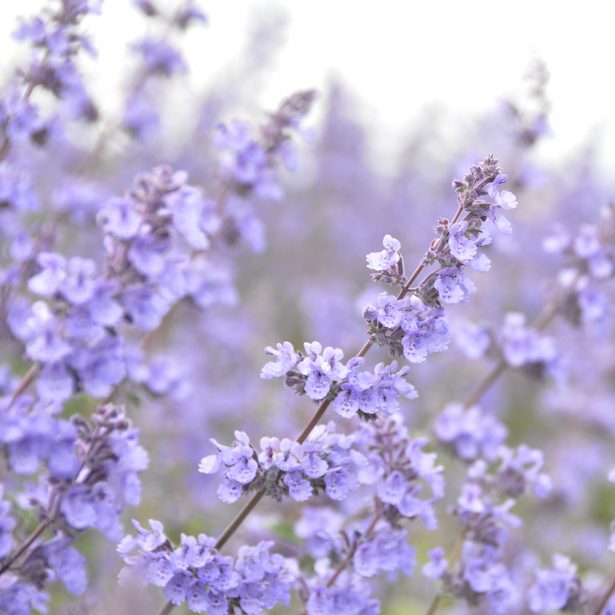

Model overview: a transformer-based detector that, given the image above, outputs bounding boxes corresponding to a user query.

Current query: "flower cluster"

[301,517,415,615]
[357,414,445,527]
[214,90,316,251]
[527,554,582,613]
[118,521,296,614]
[544,206,615,326]
[419,157,517,306]
[0,403,148,610]
[0,537,87,609]
[198,422,370,504]
[363,292,449,364]
[1,0,101,154]
[3,166,229,404]
[427,443,552,613]
[293,414,444,614]
[216,91,315,198]
[499,312,560,376]
[97,165,227,321]
[261,341,418,415]
[452,312,560,380]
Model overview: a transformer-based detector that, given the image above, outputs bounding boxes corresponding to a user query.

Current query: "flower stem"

[3,363,39,411]
[594,573,615,614]
[156,601,175,615]
[325,503,382,589]
[0,519,50,575]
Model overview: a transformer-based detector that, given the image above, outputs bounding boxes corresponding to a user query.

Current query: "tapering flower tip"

[362,304,378,323]
[277,89,317,119]
[366,234,402,271]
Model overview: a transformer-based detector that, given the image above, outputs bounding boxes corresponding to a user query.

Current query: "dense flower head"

[0,402,147,609]
[118,521,296,614]
[364,292,449,364]
[296,504,416,613]
[97,165,223,321]
[527,554,582,613]
[4,164,248,405]
[431,432,554,613]
[261,340,418,416]
[356,415,444,527]
[332,360,418,419]
[386,156,519,308]
[544,206,615,327]
[9,0,101,126]
[199,422,371,504]
[0,403,148,538]
[0,536,88,610]
[215,90,315,203]
[261,340,349,401]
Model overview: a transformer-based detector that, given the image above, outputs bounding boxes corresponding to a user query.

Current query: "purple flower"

[98,197,141,239]
[28,253,66,297]
[434,267,476,304]
[60,257,97,304]
[132,38,187,76]
[261,342,298,379]
[423,547,448,579]
[528,554,579,613]
[366,234,401,271]
[448,221,478,263]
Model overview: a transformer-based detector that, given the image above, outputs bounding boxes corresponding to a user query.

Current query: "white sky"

[2,1,614,171]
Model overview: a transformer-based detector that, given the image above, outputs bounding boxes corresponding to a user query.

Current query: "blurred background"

[2,0,615,171]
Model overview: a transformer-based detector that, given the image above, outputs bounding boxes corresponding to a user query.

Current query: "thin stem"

[463,360,506,408]
[594,573,615,615]
[425,594,442,615]
[0,49,52,163]
[0,519,50,575]
[3,363,40,411]
[0,423,102,577]
[326,505,382,589]
[214,490,266,551]
[156,601,175,615]
[424,531,466,615]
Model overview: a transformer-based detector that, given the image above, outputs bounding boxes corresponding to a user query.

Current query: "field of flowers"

[1,2,615,614]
